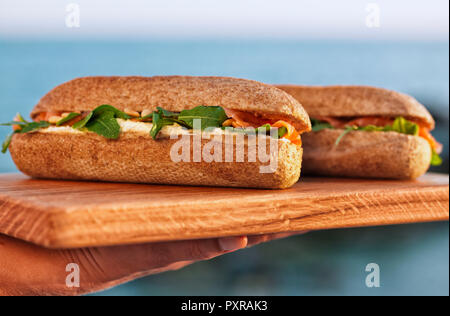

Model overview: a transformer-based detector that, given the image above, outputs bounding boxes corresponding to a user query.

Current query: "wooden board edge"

[37,184,449,249]
[0,194,63,248]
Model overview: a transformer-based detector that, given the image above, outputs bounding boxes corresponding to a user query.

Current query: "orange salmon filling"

[224,108,303,145]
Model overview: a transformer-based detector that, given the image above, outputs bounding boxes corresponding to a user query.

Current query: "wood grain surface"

[0,173,448,249]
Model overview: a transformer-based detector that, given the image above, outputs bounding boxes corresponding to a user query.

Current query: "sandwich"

[1,76,311,189]
[276,85,443,179]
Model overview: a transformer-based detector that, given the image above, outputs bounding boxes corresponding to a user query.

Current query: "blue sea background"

[0,39,448,295]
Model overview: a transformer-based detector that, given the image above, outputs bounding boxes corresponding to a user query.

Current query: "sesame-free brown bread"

[275,84,435,179]
[10,131,302,189]
[302,129,431,179]
[276,85,434,129]
[31,76,311,132]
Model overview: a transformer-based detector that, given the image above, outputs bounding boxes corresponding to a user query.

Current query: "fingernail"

[219,236,248,252]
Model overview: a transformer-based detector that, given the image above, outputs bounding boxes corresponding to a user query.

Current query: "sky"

[0,0,448,40]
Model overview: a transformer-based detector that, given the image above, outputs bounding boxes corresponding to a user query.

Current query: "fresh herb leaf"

[178,106,228,130]
[2,133,14,154]
[431,149,443,166]
[73,105,130,130]
[85,111,121,139]
[150,112,180,139]
[311,119,334,132]
[149,106,228,139]
[56,113,80,126]
[335,126,356,147]
[390,117,419,135]
[19,121,50,133]
[0,120,50,153]
[94,105,130,120]
[1,120,50,133]
[150,112,163,139]
[0,121,28,127]
[156,107,178,118]
[72,111,94,129]
[72,105,130,139]
[358,125,387,132]
[277,126,288,138]
[258,124,272,134]
[332,117,422,147]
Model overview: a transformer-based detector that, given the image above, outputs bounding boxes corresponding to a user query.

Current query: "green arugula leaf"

[141,113,153,120]
[431,149,443,166]
[85,111,121,139]
[311,119,334,132]
[335,126,357,147]
[150,112,180,139]
[178,106,228,130]
[149,106,228,139]
[19,121,50,133]
[0,119,50,153]
[157,108,191,128]
[72,112,94,129]
[2,133,14,154]
[73,105,130,130]
[156,107,179,118]
[277,126,288,138]
[358,124,388,132]
[0,122,25,127]
[257,124,286,138]
[326,117,422,147]
[258,124,271,134]
[150,112,163,139]
[56,113,80,126]
[94,105,130,120]
[72,105,130,139]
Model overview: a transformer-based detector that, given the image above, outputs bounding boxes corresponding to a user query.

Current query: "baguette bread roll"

[8,76,311,189]
[276,85,437,179]
[10,130,302,189]
[302,129,431,179]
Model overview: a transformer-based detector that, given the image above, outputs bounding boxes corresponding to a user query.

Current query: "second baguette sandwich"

[276,85,443,179]
[2,76,311,188]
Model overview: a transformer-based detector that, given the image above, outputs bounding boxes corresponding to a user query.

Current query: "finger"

[94,236,248,275]
[247,231,309,248]
[151,235,248,263]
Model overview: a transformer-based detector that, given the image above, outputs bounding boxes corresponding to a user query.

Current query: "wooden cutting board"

[0,173,448,249]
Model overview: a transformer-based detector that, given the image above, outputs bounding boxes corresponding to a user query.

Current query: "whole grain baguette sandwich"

[1,76,311,189]
[276,85,443,179]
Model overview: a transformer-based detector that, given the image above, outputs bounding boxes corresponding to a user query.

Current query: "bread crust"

[9,131,302,189]
[31,76,311,132]
[302,129,431,179]
[276,85,434,129]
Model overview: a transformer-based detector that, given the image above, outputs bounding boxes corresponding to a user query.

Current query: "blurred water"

[0,39,448,295]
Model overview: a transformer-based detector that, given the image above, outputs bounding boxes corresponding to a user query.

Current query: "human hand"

[0,231,306,296]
